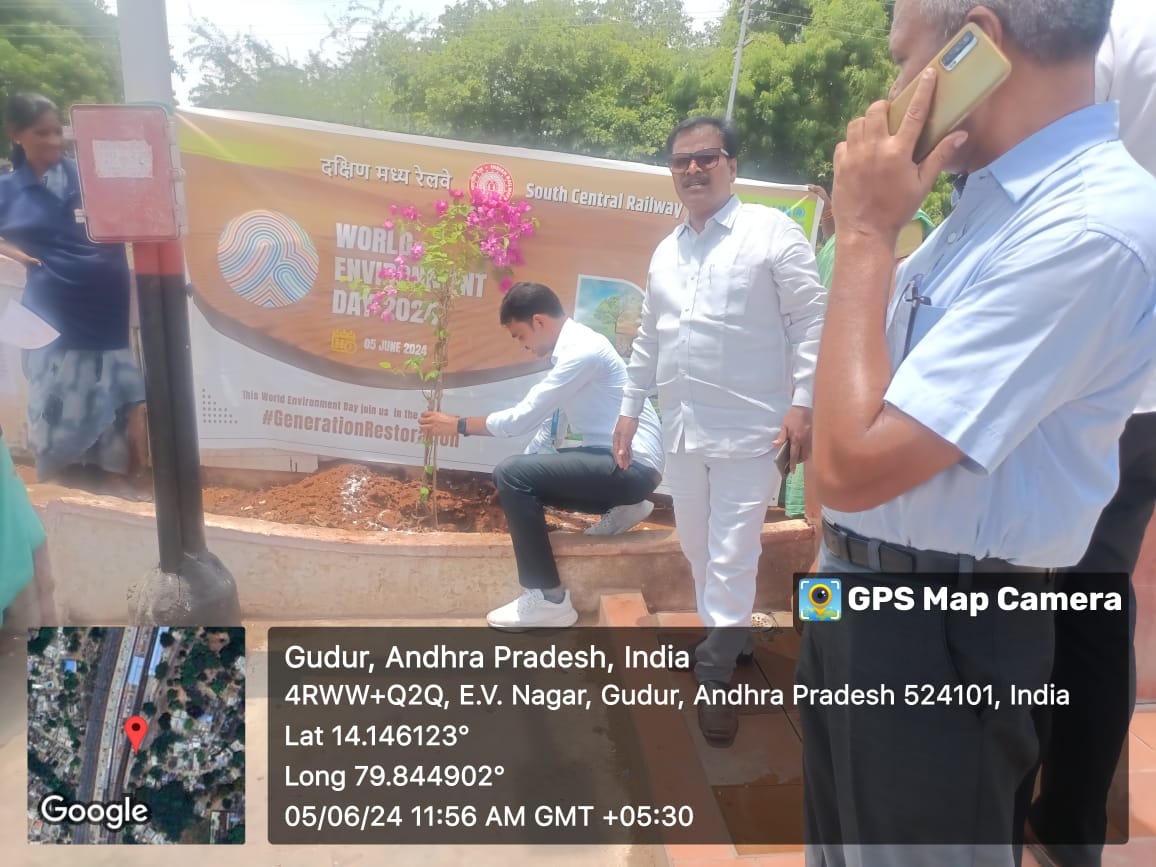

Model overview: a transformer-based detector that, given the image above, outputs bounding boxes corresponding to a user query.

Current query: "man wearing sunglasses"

[613,116,827,747]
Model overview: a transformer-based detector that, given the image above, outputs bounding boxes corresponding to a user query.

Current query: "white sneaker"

[585,500,655,536]
[486,589,579,631]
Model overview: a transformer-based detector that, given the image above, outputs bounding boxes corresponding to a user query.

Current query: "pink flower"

[389,204,399,215]
[410,242,425,260]
[385,286,398,297]
[379,267,398,281]
[434,200,449,216]
[394,255,406,267]
[520,220,535,236]
[381,310,395,322]
[450,188,464,199]
[384,219,394,230]
[367,296,382,315]
[500,276,514,293]
[402,206,420,221]
[520,202,532,213]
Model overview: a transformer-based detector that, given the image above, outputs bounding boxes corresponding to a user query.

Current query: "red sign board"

[70,104,182,243]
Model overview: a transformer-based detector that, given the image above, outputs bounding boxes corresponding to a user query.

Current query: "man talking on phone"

[807,1,1156,866]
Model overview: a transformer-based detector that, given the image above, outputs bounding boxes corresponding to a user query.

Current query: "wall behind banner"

[178,108,821,475]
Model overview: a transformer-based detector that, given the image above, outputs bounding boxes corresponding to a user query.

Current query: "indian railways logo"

[469,162,515,202]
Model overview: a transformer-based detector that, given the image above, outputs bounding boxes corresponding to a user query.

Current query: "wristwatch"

[457,417,468,436]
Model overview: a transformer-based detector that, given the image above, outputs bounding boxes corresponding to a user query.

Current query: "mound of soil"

[20,456,679,534]
[202,463,509,533]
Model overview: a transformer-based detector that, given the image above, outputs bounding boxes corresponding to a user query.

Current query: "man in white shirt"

[612,117,826,747]
[421,282,664,631]
[1028,2,1156,863]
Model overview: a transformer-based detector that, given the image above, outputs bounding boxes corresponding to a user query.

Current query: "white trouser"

[664,449,780,628]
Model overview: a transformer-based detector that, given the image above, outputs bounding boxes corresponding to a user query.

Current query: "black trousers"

[1026,411,1156,866]
[801,547,1054,864]
[492,447,661,590]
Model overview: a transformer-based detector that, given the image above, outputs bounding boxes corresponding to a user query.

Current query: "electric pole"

[726,0,754,121]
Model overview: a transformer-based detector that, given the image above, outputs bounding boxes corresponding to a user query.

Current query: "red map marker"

[124,716,147,754]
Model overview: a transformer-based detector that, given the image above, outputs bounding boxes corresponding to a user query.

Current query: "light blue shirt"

[486,318,665,472]
[826,103,1156,567]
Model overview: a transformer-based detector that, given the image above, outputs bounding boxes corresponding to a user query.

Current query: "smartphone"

[775,440,792,478]
[895,218,928,260]
[888,22,1011,163]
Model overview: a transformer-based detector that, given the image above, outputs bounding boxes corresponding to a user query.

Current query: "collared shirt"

[826,103,1156,567]
[0,158,131,351]
[1097,0,1156,411]
[620,194,826,458]
[486,318,664,472]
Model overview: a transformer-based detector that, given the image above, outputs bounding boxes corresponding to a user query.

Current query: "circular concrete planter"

[14,487,815,627]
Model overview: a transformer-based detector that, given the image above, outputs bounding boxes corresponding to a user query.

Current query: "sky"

[107,1,736,104]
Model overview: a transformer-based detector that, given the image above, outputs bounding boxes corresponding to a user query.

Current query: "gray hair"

[916,0,1114,63]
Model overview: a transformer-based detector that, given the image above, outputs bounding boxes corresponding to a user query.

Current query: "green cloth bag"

[783,464,806,518]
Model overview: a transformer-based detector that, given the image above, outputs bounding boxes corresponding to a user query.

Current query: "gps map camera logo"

[799,578,842,622]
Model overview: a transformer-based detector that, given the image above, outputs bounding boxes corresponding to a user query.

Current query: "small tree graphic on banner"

[350,187,538,524]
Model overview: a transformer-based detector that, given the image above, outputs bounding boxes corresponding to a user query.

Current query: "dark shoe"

[668,637,754,672]
[697,680,739,748]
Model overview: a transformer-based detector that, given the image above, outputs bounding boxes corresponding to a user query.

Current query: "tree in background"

[183,0,897,191]
[0,0,121,108]
[697,0,895,186]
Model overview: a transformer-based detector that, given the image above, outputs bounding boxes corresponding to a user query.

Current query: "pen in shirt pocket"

[902,273,930,358]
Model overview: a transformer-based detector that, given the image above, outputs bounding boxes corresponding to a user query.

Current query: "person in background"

[802,183,933,574]
[0,427,46,626]
[0,93,146,492]
[809,1,1156,866]
[809,184,838,288]
[1027,0,1156,864]
[613,116,826,747]
[0,297,54,627]
[420,282,664,631]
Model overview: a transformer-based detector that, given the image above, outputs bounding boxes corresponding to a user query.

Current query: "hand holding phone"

[888,22,1011,163]
[775,440,792,478]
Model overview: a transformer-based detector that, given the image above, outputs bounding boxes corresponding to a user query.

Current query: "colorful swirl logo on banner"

[217,210,319,308]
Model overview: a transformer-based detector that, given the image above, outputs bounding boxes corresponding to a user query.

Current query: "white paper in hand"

[0,300,59,349]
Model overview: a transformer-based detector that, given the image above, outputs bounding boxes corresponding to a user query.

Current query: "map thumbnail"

[27,627,246,844]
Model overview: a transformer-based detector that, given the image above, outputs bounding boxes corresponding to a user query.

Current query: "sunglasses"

[669,148,730,173]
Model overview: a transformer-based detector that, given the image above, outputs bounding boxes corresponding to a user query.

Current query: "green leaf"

[378,362,393,369]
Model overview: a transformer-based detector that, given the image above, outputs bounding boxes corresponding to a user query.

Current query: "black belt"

[821,521,1049,577]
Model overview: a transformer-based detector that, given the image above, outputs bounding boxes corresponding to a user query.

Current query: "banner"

[180,108,821,471]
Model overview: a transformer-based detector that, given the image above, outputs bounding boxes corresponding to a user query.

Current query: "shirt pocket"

[695,263,753,325]
[904,302,949,357]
